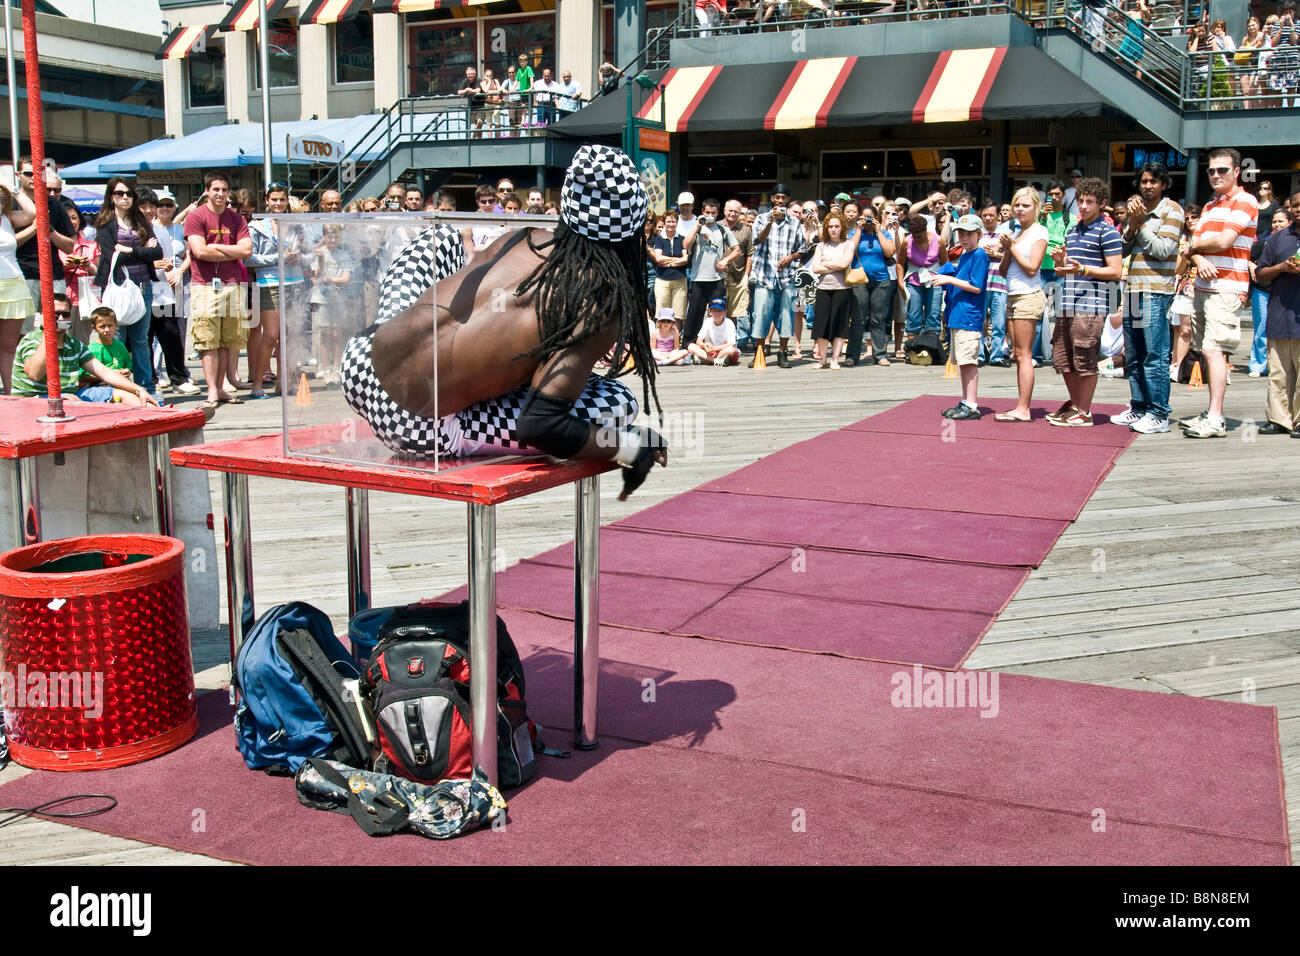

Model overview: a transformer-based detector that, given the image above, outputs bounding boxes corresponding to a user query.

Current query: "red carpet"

[2,397,1280,865]
[442,397,1135,668]
[0,617,1287,864]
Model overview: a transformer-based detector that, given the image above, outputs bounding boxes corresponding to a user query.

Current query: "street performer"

[343,145,667,499]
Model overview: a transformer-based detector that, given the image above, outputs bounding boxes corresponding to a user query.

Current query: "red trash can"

[0,534,197,770]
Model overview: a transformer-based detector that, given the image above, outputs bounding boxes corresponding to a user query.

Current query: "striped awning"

[632,47,1107,133]
[219,0,290,32]
[301,0,371,23]
[154,25,218,60]
[371,0,463,11]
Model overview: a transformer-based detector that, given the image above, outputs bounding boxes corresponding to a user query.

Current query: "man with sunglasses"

[14,156,75,324]
[1181,147,1258,438]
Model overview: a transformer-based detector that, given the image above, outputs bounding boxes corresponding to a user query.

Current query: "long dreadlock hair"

[515,221,661,417]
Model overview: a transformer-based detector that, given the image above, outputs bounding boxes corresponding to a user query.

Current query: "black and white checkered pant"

[343,224,639,460]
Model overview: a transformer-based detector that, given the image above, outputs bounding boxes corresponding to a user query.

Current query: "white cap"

[154,188,177,204]
[677,191,695,206]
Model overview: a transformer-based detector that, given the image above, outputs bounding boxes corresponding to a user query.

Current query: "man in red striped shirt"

[1181,147,1259,438]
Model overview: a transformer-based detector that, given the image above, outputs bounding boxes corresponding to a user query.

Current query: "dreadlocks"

[515,221,661,417]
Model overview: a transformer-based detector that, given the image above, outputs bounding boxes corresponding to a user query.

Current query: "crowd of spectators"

[453,54,586,138]
[642,147,1298,438]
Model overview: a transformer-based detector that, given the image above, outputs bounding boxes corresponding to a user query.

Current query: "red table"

[0,396,207,547]
[171,429,617,784]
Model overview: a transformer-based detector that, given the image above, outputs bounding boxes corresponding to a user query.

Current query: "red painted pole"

[21,0,67,420]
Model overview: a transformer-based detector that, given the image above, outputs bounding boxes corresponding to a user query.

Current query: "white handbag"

[101,251,147,326]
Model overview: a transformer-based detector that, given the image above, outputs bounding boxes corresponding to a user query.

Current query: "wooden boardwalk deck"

[3,357,1297,864]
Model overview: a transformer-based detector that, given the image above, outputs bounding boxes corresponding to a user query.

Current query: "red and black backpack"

[360,601,542,788]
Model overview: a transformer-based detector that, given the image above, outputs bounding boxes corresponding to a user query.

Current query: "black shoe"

[1257,421,1290,435]
[859,354,876,366]
[777,350,791,369]
[1292,424,1300,439]
[842,357,856,368]
[618,426,667,501]
[942,404,981,421]
[993,358,1012,368]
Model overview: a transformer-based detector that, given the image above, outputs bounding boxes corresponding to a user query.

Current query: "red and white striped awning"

[301,0,371,24]
[218,0,290,32]
[155,25,218,60]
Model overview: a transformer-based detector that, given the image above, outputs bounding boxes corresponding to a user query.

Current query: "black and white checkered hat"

[560,144,647,243]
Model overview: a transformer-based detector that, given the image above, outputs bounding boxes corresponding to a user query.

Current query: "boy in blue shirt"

[935,215,989,420]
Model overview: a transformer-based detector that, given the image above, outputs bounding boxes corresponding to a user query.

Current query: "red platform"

[169,426,617,505]
[0,396,207,459]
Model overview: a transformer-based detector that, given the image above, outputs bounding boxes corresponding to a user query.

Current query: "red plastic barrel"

[0,534,196,770]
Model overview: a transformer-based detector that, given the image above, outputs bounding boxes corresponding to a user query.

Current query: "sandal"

[218,395,245,406]
[994,411,1031,423]
[894,349,906,360]
[877,357,891,367]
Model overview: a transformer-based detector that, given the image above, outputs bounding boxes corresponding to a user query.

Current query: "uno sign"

[289,135,344,164]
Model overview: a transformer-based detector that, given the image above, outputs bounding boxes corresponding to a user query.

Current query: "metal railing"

[305,89,588,206]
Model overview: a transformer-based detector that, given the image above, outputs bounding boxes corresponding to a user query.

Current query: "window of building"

[334,12,374,85]
[188,46,225,109]
[482,15,555,85]
[251,18,299,89]
[408,22,478,96]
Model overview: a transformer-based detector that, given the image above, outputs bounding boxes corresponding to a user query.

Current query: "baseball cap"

[953,214,983,233]
[834,192,851,202]
[154,188,177,204]
[895,196,912,207]
[656,307,677,322]
[708,297,727,310]
[677,191,695,206]
[1070,168,1084,177]
[772,182,791,196]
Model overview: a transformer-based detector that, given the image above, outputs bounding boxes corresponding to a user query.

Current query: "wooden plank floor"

[3,354,1296,864]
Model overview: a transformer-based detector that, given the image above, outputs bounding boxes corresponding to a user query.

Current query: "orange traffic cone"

[1188,362,1204,389]
[620,350,636,373]
[296,372,313,404]
[943,356,958,378]
[752,344,768,370]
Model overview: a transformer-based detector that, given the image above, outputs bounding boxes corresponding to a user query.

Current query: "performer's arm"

[517,323,628,461]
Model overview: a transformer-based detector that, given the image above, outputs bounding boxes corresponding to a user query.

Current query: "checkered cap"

[560,144,646,243]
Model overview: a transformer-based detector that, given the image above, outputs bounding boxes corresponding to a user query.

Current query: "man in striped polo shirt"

[1116,161,1185,433]
[1182,147,1259,438]
[1047,177,1124,427]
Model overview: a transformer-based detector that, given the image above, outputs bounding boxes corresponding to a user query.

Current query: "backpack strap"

[307,759,410,836]
[277,629,371,766]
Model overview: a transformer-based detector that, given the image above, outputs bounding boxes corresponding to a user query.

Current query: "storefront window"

[408,23,477,96]
[252,19,299,89]
[482,16,555,83]
[188,48,225,109]
[335,13,374,85]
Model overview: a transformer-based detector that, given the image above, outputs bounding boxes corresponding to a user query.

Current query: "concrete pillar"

[164,58,185,137]
[1184,151,1199,206]
[299,23,331,120]
[557,0,598,97]
[613,0,644,75]
[374,12,401,109]
[1209,0,1248,34]
[227,29,251,124]
[989,120,1009,205]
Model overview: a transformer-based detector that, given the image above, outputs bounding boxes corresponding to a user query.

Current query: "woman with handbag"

[0,178,36,394]
[93,178,163,393]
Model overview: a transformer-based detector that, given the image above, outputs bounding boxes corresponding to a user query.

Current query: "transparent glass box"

[267,212,555,472]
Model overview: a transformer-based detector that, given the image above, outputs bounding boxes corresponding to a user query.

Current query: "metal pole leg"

[148,434,174,537]
[573,475,600,750]
[17,457,40,547]
[468,502,498,786]
[222,472,255,680]
[346,487,371,618]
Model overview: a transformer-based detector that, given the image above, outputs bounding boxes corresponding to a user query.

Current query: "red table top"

[169,429,617,505]
[0,396,208,460]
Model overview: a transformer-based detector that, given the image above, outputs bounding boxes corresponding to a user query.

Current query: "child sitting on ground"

[81,306,150,406]
[933,215,989,420]
[688,297,741,366]
[652,307,691,365]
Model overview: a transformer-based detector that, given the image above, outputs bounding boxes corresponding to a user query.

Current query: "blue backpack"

[234,602,371,774]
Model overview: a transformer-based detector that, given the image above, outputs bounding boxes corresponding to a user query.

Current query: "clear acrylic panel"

[272,211,554,473]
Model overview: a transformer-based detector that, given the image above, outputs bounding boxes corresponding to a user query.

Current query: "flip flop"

[994,412,1031,423]
[247,392,269,400]
[218,395,245,405]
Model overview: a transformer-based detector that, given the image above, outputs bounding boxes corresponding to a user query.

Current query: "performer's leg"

[456,374,641,455]
[374,223,468,326]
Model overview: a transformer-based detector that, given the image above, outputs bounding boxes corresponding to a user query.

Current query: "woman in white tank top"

[0,180,37,394]
[996,186,1049,422]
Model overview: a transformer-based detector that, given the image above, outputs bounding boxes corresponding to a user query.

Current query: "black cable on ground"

[0,794,118,829]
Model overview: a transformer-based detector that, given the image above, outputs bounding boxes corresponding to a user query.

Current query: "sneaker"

[1112,405,1143,427]
[1183,416,1226,438]
[942,403,981,420]
[174,381,202,396]
[714,355,727,367]
[1047,407,1093,427]
[1130,413,1170,434]
[1177,410,1208,430]
[1045,401,1076,424]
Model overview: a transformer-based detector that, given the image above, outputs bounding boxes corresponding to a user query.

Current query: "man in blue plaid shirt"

[748,183,802,368]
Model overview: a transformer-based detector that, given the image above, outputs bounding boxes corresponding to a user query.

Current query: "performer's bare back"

[370,227,618,419]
